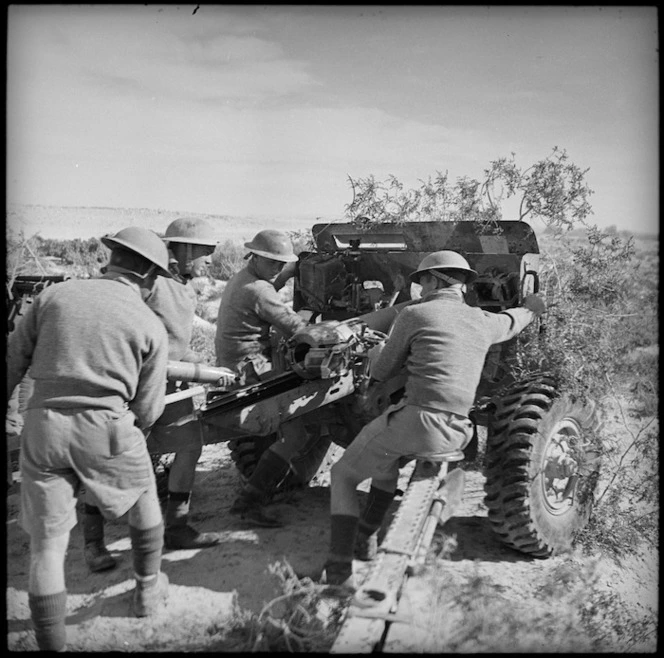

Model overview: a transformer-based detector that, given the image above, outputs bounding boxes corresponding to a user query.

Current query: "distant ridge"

[6,204,330,242]
[8,205,653,243]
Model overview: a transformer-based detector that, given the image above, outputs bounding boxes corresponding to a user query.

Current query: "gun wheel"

[484,375,601,558]
[228,428,332,493]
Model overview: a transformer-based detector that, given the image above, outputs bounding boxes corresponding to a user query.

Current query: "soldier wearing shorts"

[323,250,547,587]
[6,227,172,651]
[81,218,230,569]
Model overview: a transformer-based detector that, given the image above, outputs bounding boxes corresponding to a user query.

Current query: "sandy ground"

[6,409,658,652]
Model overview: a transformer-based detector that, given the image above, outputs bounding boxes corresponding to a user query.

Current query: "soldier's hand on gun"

[363,328,388,345]
[214,369,238,389]
[523,294,546,316]
[273,260,298,291]
[280,260,297,280]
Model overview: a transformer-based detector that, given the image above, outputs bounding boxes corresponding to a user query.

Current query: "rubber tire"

[484,375,601,558]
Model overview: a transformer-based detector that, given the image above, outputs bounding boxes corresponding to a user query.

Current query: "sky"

[6,5,660,236]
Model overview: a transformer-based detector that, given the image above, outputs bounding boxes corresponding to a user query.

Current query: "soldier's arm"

[370,310,412,381]
[255,284,308,338]
[487,294,546,344]
[6,296,40,402]
[131,327,169,429]
[273,261,297,292]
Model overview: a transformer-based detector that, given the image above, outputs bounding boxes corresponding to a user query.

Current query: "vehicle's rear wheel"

[484,375,601,557]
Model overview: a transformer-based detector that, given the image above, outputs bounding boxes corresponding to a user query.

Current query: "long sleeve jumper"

[371,288,537,417]
[6,273,169,429]
[143,275,201,362]
[214,259,307,368]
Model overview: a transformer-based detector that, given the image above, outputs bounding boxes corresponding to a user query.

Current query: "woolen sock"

[165,491,191,528]
[29,590,67,652]
[327,514,359,564]
[358,486,395,536]
[83,504,105,543]
[130,522,164,578]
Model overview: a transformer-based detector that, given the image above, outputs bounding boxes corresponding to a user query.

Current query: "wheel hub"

[542,418,582,513]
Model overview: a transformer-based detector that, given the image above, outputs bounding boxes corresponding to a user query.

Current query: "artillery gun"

[194,220,600,559]
[6,222,601,650]
[189,219,600,651]
[6,226,601,557]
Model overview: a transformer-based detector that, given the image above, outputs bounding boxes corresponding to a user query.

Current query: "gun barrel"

[355,300,409,333]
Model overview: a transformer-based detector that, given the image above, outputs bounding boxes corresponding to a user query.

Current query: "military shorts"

[336,400,473,486]
[19,407,157,539]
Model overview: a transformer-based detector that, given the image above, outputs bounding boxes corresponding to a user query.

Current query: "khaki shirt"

[214,260,306,368]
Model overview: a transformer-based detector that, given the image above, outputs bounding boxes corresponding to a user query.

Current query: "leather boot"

[164,491,224,549]
[132,572,169,617]
[247,449,292,504]
[353,486,394,561]
[229,450,291,527]
[354,531,378,561]
[164,524,225,550]
[229,489,283,527]
[323,515,358,589]
[83,506,117,572]
[84,540,117,573]
[322,560,355,589]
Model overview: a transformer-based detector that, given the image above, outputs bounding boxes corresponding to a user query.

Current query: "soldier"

[81,218,232,571]
[322,250,547,587]
[215,229,310,527]
[6,227,172,651]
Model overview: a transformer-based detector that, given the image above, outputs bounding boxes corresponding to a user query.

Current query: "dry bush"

[211,239,246,281]
[189,276,226,324]
[422,552,656,652]
[190,316,217,364]
[246,560,347,653]
[509,228,659,557]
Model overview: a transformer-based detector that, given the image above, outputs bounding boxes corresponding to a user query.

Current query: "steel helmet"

[163,217,219,247]
[410,250,478,284]
[101,227,172,278]
[244,229,297,263]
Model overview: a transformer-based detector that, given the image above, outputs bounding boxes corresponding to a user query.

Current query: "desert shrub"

[511,228,658,558]
[33,236,109,277]
[422,554,656,652]
[496,228,657,556]
[344,151,658,560]
[210,232,314,283]
[510,226,657,405]
[211,239,246,281]
[288,229,315,254]
[345,147,593,230]
[188,276,226,324]
[244,560,346,653]
[189,316,217,364]
[6,229,53,280]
